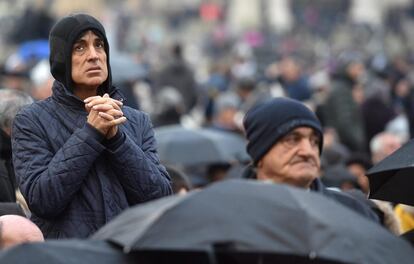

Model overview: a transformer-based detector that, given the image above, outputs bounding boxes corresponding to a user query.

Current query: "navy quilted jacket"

[11,81,172,238]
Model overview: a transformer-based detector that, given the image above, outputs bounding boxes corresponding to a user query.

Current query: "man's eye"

[95,42,104,48]
[310,136,320,147]
[74,45,84,52]
[283,135,300,146]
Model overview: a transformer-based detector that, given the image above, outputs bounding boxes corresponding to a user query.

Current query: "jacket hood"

[49,13,112,94]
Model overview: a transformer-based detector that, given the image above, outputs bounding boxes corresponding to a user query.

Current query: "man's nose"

[87,46,99,60]
[297,139,317,156]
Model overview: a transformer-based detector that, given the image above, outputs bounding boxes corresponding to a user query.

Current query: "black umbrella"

[0,239,136,264]
[366,138,414,205]
[92,180,414,264]
[154,125,249,166]
[110,53,147,85]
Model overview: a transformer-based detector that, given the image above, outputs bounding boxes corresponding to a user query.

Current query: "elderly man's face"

[257,127,321,188]
[71,30,108,92]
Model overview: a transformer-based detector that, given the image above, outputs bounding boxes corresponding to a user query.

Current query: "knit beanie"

[243,97,323,165]
[49,13,112,94]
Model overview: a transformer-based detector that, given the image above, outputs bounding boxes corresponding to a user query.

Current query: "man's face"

[257,127,321,188]
[71,30,108,91]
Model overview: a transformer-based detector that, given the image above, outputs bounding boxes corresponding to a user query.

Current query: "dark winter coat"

[0,129,16,202]
[12,81,172,238]
[310,178,379,223]
[323,76,366,152]
[154,58,197,113]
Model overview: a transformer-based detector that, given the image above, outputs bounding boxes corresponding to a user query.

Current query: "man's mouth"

[292,160,316,167]
[86,66,101,72]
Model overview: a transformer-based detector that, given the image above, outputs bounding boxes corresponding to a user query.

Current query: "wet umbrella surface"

[154,125,249,166]
[366,138,414,206]
[93,180,414,264]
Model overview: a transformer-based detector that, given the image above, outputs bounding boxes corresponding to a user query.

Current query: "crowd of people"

[0,0,413,258]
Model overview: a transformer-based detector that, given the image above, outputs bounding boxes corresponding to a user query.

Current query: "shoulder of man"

[310,178,380,223]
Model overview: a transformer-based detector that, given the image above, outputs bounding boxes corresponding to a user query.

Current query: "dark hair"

[236,78,256,92]
[345,153,373,170]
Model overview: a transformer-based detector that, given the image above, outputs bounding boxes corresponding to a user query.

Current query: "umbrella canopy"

[93,180,414,264]
[110,53,147,85]
[154,125,249,166]
[0,239,136,264]
[366,139,414,205]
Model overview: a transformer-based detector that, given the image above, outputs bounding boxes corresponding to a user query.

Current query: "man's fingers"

[106,109,123,117]
[87,98,122,110]
[93,104,123,115]
[93,104,115,112]
[114,100,123,107]
[102,100,121,111]
[98,111,115,121]
[110,116,127,126]
[98,112,127,125]
[98,110,124,121]
[84,96,102,103]
[86,98,108,107]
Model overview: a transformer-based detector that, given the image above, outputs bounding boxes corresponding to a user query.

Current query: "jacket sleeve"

[12,111,106,218]
[104,112,172,204]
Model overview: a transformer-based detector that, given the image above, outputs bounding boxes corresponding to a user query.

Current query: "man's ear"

[256,159,272,182]
[257,160,263,169]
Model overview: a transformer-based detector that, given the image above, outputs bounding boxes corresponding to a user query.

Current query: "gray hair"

[0,89,33,129]
[369,131,403,155]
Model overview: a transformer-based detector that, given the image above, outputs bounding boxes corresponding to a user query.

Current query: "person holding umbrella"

[11,14,172,239]
[243,97,379,221]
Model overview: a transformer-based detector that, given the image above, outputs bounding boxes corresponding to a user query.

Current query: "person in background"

[0,89,33,203]
[12,14,171,239]
[242,97,379,222]
[152,87,184,127]
[208,92,241,134]
[370,131,403,164]
[323,55,367,153]
[29,60,53,100]
[153,43,197,114]
[277,56,312,102]
[351,132,404,235]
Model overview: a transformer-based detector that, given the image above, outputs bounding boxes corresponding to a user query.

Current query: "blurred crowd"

[1,0,414,244]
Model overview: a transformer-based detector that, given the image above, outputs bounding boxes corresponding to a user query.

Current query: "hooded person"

[242,97,379,222]
[11,13,172,239]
